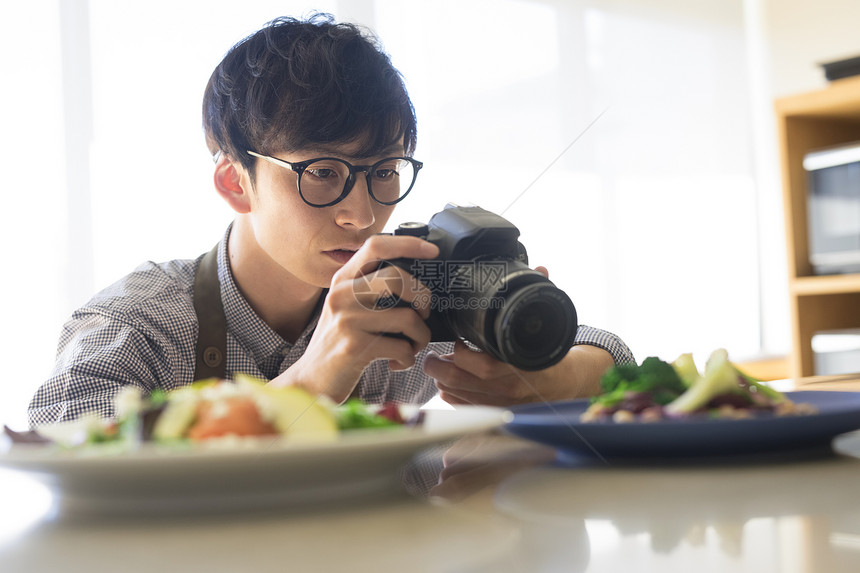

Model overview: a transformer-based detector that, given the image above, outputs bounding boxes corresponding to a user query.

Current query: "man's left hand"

[422,340,615,407]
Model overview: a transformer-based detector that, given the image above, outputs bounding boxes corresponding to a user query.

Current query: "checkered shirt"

[28,226,634,425]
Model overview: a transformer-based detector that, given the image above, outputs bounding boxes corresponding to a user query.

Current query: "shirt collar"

[216,224,324,366]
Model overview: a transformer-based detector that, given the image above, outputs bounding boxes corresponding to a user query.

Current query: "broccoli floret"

[636,357,686,394]
[595,357,686,407]
[665,349,744,414]
[600,363,641,393]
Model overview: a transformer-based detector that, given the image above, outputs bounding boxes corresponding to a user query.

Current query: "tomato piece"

[187,397,278,440]
[375,402,405,424]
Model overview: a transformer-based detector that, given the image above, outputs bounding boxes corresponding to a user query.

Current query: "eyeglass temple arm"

[246,150,301,172]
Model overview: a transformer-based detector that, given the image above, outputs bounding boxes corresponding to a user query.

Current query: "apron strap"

[193,244,227,381]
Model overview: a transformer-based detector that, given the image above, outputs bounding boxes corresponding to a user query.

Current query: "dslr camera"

[390,205,578,371]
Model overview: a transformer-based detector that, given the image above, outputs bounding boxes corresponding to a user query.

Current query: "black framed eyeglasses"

[246,150,423,208]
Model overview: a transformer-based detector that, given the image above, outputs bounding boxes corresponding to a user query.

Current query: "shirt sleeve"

[27,310,187,426]
[573,324,636,366]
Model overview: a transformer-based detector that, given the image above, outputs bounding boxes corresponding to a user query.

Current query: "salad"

[16,374,420,450]
[581,348,817,423]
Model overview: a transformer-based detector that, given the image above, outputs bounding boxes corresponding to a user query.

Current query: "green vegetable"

[85,424,121,444]
[665,349,788,415]
[735,368,786,403]
[671,353,700,387]
[335,399,399,430]
[595,356,687,407]
[665,349,743,414]
[148,389,169,407]
[599,363,641,393]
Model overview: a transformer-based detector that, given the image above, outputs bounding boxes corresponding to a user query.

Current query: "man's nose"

[334,173,376,229]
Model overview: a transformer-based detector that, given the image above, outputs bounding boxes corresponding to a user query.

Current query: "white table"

[2,376,860,572]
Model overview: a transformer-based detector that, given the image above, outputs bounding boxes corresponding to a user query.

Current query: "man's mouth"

[324,249,358,264]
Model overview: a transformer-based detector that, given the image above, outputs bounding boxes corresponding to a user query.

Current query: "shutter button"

[394,222,429,237]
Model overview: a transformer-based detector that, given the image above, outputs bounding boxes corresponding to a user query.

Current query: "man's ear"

[214,155,251,214]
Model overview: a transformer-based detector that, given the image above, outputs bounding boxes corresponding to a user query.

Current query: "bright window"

[377,0,760,361]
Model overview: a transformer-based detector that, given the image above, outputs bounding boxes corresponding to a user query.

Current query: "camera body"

[391,205,578,371]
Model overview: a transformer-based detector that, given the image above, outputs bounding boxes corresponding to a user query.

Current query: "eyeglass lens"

[299,158,417,206]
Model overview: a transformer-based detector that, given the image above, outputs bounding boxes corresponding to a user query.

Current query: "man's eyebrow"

[308,143,405,160]
[376,143,407,156]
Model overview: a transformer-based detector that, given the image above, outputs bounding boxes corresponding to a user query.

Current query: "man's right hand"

[269,234,439,403]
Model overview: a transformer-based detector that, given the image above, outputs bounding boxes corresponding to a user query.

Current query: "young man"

[29,14,633,425]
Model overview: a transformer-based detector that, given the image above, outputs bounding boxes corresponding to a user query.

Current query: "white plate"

[0,406,509,514]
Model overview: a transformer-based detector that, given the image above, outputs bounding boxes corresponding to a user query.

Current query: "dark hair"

[202,14,417,176]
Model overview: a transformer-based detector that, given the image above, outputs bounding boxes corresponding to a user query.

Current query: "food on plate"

[149,374,343,443]
[581,349,817,423]
[335,398,408,429]
[13,374,420,450]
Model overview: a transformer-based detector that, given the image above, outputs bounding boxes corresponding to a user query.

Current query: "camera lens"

[443,261,578,371]
[495,282,578,370]
[509,300,564,356]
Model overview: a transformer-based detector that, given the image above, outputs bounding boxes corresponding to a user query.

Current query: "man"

[29,14,633,425]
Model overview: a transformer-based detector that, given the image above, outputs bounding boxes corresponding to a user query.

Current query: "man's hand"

[270,235,438,402]
[422,263,614,407]
[423,340,614,407]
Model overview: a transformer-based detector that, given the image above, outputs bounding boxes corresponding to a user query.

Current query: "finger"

[363,331,424,370]
[436,386,475,405]
[423,353,495,398]
[436,383,503,407]
[330,262,433,321]
[437,378,536,407]
[422,350,457,380]
[534,265,549,279]
[449,340,509,380]
[326,284,432,352]
[426,349,533,404]
[357,264,435,319]
[341,235,439,279]
[364,307,432,353]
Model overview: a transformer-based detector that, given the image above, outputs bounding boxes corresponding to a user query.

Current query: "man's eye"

[306,168,338,180]
[373,169,397,180]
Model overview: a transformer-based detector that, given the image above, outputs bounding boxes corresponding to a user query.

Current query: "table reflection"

[0,469,52,550]
[2,422,860,572]
[403,429,860,572]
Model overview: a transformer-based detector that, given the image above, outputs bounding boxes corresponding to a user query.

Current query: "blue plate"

[505,391,860,459]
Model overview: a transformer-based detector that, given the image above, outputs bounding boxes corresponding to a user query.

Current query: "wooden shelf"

[791,274,860,296]
[775,75,860,120]
[777,76,860,378]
